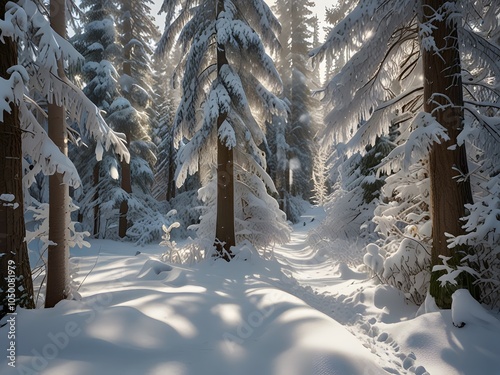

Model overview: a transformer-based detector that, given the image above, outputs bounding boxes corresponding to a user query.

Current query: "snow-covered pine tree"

[114,0,159,238]
[73,0,171,245]
[71,0,121,237]
[322,1,354,83]
[1,0,129,307]
[311,0,500,308]
[311,145,329,206]
[156,0,290,259]
[269,0,318,222]
[151,58,176,202]
[0,0,34,316]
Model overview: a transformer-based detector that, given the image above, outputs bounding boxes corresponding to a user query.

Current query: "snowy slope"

[1,205,500,375]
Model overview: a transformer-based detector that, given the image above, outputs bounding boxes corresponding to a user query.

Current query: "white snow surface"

[1,206,499,375]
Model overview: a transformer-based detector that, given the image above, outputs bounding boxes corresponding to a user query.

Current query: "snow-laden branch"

[380,112,450,174]
[15,0,130,163]
[1,65,81,187]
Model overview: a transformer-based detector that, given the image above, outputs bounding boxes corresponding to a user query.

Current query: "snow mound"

[451,289,500,329]
[137,259,173,280]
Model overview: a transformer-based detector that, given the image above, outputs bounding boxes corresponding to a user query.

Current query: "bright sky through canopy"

[152,0,335,38]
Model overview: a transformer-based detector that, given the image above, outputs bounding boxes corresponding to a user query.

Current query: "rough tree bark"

[118,134,132,238]
[45,0,70,308]
[0,0,35,317]
[214,0,235,260]
[118,2,133,238]
[421,0,476,308]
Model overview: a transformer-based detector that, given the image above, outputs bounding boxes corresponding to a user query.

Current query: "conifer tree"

[115,0,159,237]
[421,0,476,307]
[311,0,500,307]
[71,0,121,236]
[73,0,165,244]
[1,0,129,308]
[156,0,290,258]
[270,0,318,221]
[151,59,177,201]
[0,0,34,316]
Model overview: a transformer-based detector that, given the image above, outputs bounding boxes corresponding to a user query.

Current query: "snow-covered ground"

[1,206,499,375]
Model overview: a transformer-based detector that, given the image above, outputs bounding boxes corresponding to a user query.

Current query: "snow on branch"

[310,0,415,65]
[17,0,83,71]
[218,120,236,149]
[156,4,209,58]
[380,112,449,174]
[0,2,27,44]
[318,6,419,148]
[239,0,281,53]
[3,65,81,187]
[32,66,130,163]
[15,0,130,164]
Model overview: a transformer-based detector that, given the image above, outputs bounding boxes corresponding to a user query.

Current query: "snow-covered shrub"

[25,200,91,254]
[193,166,291,254]
[435,178,500,310]
[371,159,432,305]
[363,243,384,277]
[309,138,392,258]
[311,145,330,206]
[457,245,500,310]
[169,190,202,239]
[382,238,431,305]
[126,205,177,246]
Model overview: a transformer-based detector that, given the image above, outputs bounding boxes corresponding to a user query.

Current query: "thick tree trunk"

[118,4,133,238]
[45,0,70,308]
[0,2,35,316]
[421,0,476,308]
[119,141,132,238]
[214,0,235,260]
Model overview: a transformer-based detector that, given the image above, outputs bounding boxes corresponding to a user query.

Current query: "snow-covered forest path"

[272,206,429,375]
[3,206,498,375]
[275,208,338,288]
[1,205,390,375]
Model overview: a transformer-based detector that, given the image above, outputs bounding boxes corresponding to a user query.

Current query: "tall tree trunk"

[93,162,100,236]
[118,4,133,238]
[420,0,476,308]
[214,0,235,260]
[45,0,70,308]
[0,0,35,316]
[166,136,176,201]
[118,134,132,238]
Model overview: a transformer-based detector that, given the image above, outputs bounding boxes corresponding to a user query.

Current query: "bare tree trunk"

[118,145,132,238]
[93,162,100,236]
[0,0,35,316]
[214,0,235,260]
[45,0,70,308]
[421,0,476,308]
[166,136,176,201]
[118,4,133,238]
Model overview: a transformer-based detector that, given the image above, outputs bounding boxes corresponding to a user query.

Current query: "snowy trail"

[0,211,388,375]
[2,206,499,375]
[273,206,429,375]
